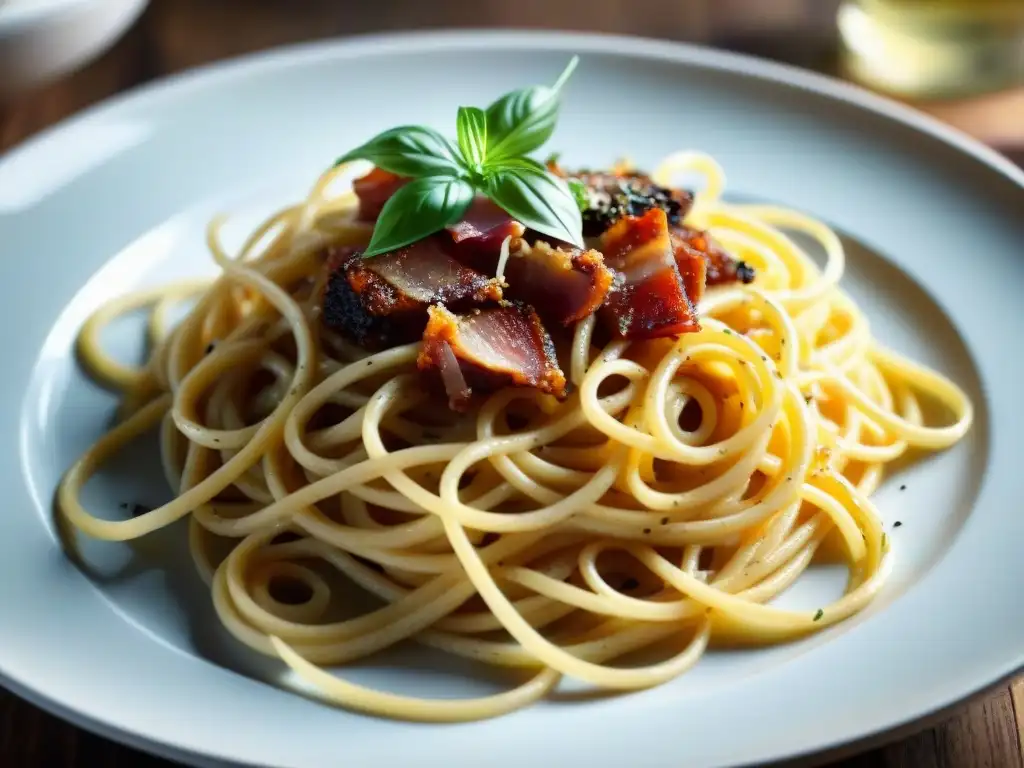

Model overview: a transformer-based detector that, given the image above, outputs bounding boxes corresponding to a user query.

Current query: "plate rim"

[5,27,1022,186]
[2,28,1023,768]
[0,0,91,29]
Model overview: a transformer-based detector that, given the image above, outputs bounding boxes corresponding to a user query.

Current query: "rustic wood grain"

[1,1,1021,766]
[1011,679,1024,757]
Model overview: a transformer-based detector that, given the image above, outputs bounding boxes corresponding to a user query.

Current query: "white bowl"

[0,0,148,97]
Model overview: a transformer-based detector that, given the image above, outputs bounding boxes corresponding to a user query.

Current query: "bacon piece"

[436,197,613,327]
[447,197,526,255]
[599,208,700,340]
[670,237,708,308]
[451,229,613,328]
[352,168,408,221]
[322,247,393,346]
[499,240,614,327]
[356,240,503,310]
[322,241,503,347]
[418,304,567,410]
[673,225,755,287]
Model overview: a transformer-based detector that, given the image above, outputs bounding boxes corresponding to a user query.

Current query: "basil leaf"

[486,156,547,174]
[484,56,578,163]
[567,179,590,212]
[484,166,583,248]
[336,125,463,178]
[363,176,474,258]
[456,106,487,170]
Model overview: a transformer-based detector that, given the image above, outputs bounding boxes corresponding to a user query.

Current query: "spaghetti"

[58,152,973,722]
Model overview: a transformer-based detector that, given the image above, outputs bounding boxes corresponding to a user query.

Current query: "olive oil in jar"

[838,0,1024,98]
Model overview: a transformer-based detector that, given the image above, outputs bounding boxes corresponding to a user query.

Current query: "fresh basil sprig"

[567,179,590,213]
[336,57,584,258]
[456,107,488,172]
[485,164,583,246]
[485,56,577,164]
[371,177,475,255]
[336,126,463,179]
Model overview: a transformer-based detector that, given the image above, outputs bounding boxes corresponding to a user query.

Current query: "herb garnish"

[567,178,590,212]
[337,57,585,258]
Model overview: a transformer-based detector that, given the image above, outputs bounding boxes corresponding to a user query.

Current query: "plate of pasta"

[1,29,1021,768]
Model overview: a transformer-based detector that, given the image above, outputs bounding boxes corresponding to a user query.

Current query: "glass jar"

[838,0,1024,99]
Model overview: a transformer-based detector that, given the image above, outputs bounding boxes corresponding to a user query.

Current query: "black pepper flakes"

[813,609,824,622]
[660,517,669,525]
[120,502,152,518]
[736,262,756,284]
[642,528,651,535]
[894,521,903,528]
[576,173,692,236]
[899,484,907,491]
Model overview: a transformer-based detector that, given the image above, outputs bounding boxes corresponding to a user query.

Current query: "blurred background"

[1,0,1023,161]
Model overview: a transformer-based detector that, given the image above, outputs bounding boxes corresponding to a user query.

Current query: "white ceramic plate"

[1,30,1022,768]
[0,0,148,96]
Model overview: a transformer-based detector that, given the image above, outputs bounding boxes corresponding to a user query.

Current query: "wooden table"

[2,1,1022,765]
